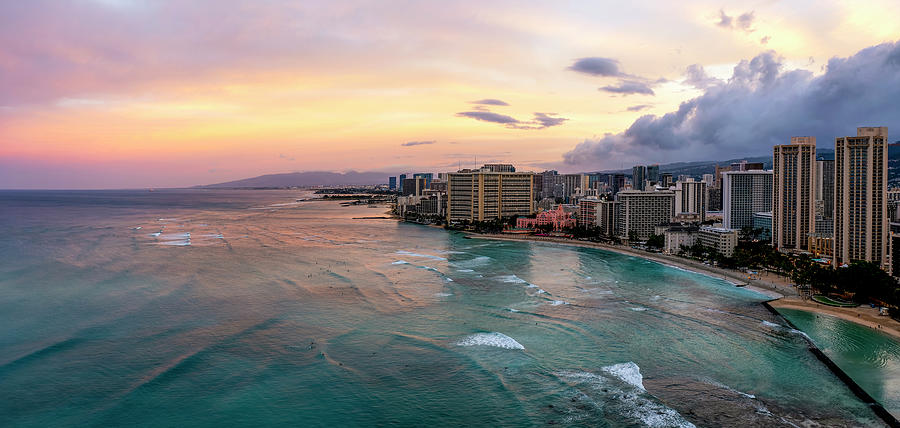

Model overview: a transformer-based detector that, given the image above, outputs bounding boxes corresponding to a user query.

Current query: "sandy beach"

[469,233,900,338]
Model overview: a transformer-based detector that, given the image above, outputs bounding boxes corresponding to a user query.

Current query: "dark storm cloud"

[401,140,436,147]
[563,41,900,169]
[568,57,624,77]
[469,99,510,106]
[600,80,655,95]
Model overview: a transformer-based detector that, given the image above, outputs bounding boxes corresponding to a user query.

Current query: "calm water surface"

[0,189,894,427]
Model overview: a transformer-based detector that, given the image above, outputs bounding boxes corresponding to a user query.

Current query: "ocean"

[0,189,896,427]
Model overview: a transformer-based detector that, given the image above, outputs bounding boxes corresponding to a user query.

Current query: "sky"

[2,0,900,189]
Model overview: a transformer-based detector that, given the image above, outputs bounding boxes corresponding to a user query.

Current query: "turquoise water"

[778,308,900,419]
[0,189,891,427]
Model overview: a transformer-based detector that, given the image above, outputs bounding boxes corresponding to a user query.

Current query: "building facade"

[632,166,646,191]
[698,226,739,258]
[834,127,888,268]
[616,190,675,241]
[674,178,707,222]
[722,170,773,231]
[577,197,600,227]
[598,200,620,237]
[447,167,535,223]
[772,136,816,250]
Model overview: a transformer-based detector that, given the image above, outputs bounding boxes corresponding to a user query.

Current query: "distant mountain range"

[199,171,394,188]
[199,144,900,188]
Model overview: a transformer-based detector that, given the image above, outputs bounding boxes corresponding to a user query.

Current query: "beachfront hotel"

[772,137,817,251]
[615,190,675,241]
[446,166,535,223]
[722,169,773,230]
[834,127,889,269]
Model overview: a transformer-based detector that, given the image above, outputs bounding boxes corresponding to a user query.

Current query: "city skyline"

[3,1,900,189]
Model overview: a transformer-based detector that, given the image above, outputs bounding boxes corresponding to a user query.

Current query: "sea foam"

[395,250,446,261]
[456,332,524,350]
[601,362,645,391]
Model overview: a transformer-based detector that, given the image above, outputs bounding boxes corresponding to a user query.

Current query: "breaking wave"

[455,332,524,350]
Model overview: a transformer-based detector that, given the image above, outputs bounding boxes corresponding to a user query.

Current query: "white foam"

[457,255,492,267]
[149,232,162,237]
[496,275,527,284]
[550,300,569,306]
[536,289,547,294]
[435,292,453,297]
[456,332,524,350]
[132,226,142,230]
[601,362,645,391]
[396,250,446,261]
[761,320,781,329]
[630,307,648,311]
[456,269,474,273]
[444,277,454,282]
[556,368,696,428]
[391,260,409,265]
[506,308,520,313]
[649,295,661,301]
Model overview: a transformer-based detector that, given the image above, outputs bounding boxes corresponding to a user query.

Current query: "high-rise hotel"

[834,127,888,268]
[772,137,816,250]
[447,165,535,223]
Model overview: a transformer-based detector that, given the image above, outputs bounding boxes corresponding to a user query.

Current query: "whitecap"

[132,226,142,230]
[536,289,547,294]
[444,277,454,282]
[550,300,569,306]
[435,292,453,297]
[456,332,524,350]
[149,232,162,237]
[630,307,648,311]
[601,362,645,391]
[396,250,446,261]
[496,275,527,284]
[391,260,409,265]
[456,255,492,267]
[506,308,520,313]
[456,269,474,273]
[761,320,781,329]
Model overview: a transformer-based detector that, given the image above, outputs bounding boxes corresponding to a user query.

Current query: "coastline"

[466,232,900,339]
[467,233,786,298]
[769,298,900,340]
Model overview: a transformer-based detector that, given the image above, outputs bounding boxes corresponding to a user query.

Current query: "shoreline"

[467,233,786,298]
[466,232,900,338]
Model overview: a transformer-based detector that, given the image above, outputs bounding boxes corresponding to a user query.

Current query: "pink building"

[516,206,577,231]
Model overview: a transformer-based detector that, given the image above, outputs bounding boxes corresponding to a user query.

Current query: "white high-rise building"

[834,127,888,268]
[722,170,773,230]
[674,178,707,221]
[772,136,816,250]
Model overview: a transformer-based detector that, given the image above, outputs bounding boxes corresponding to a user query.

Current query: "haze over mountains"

[199,146,900,188]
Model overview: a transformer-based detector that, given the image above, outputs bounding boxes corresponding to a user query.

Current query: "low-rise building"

[698,226,739,258]
[808,234,834,259]
[577,197,601,227]
[516,205,576,231]
[657,224,699,255]
[752,212,773,241]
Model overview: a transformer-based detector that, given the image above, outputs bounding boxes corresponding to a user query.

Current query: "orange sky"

[2,0,900,188]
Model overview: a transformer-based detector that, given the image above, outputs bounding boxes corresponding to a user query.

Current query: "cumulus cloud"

[455,110,567,129]
[562,41,900,169]
[469,98,509,106]
[627,104,652,112]
[568,57,624,77]
[401,140,436,147]
[717,9,756,32]
[600,80,655,96]
[683,64,721,89]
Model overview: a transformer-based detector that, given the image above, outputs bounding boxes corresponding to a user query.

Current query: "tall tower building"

[834,127,888,268]
[722,170,773,230]
[772,137,816,250]
[632,166,647,191]
[674,178,707,221]
[815,158,835,235]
